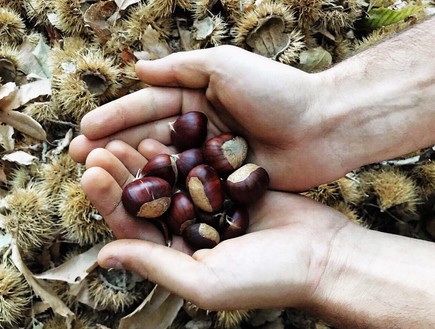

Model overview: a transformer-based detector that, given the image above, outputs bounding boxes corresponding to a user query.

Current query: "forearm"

[310,223,435,328]
[317,16,435,170]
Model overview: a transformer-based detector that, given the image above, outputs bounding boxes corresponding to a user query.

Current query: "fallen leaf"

[246,16,292,59]
[32,37,53,78]
[299,47,332,72]
[34,243,102,284]
[18,39,51,79]
[193,17,214,41]
[0,111,46,140]
[84,1,117,44]
[1,78,51,112]
[115,0,142,10]
[119,285,184,329]
[10,240,75,328]
[0,124,15,151]
[135,25,173,60]
[2,150,38,165]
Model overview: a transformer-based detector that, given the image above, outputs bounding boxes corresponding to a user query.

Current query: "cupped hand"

[81,140,354,311]
[69,45,351,191]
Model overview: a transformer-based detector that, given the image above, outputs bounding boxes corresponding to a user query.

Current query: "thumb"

[98,239,211,303]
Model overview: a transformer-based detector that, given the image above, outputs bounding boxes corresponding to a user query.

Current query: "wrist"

[307,222,435,328]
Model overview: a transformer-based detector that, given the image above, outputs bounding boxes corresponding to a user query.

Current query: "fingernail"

[103,257,124,270]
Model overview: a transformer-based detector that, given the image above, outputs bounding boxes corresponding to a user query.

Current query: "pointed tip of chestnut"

[221,205,250,240]
[224,163,269,205]
[170,111,208,151]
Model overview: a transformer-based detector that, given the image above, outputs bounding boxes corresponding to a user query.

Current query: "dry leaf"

[298,47,332,72]
[1,79,51,112]
[34,243,102,283]
[2,150,38,165]
[115,0,142,10]
[119,285,184,329]
[18,39,51,79]
[10,240,75,328]
[0,124,15,151]
[0,111,46,140]
[84,1,117,44]
[0,82,18,102]
[135,25,173,60]
[246,16,292,59]
[32,38,52,78]
[193,17,214,41]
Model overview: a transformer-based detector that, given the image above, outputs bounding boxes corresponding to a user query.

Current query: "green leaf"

[32,37,52,79]
[299,47,332,73]
[363,6,425,29]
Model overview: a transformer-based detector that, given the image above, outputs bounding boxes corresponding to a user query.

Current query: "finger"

[69,118,174,163]
[137,139,174,159]
[81,167,163,243]
[80,87,210,140]
[85,148,133,188]
[105,140,147,175]
[98,239,210,301]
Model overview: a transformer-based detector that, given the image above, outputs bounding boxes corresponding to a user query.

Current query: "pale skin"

[69,17,435,329]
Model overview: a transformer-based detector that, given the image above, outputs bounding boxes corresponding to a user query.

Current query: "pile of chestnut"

[121,112,269,250]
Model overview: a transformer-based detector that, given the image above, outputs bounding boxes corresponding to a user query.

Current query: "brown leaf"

[135,25,173,60]
[34,243,102,284]
[119,285,184,329]
[0,124,14,151]
[1,79,51,112]
[246,16,292,59]
[0,111,46,140]
[84,1,117,44]
[10,240,75,328]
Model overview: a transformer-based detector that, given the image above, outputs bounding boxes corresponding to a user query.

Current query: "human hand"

[80,141,352,310]
[69,45,354,191]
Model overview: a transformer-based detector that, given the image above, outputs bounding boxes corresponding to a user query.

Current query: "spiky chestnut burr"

[0,262,31,328]
[3,184,57,255]
[57,180,113,246]
[87,267,152,312]
[122,177,172,218]
[0,7,26,45]
[0,43,21,83]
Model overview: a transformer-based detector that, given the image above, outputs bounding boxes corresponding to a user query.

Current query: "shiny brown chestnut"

[174,148,204,187]
[169,111,208,151]
[196,208,225,231]
[183,223,220,250]
[165,191,196,235]
[203,133,248,176]
[140,153,178,186]
[224,163,269,205]
[221,205,250,240]
[186,164,224,213]
[122,177,172,218]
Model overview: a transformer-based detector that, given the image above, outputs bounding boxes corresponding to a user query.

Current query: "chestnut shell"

[122,176,172,218]
[170,111,208,151]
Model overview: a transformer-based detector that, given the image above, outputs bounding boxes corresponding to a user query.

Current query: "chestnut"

[165,191,196,235]
[140,153,178,186]
[186,164,224,213]
[224,163,269,205]
[174,148,204,187]
[169,111,208,151]
[122,177,172,218]
[221,205,249,240]
[183,223,220,250]
[196,208,225,231]
[203,133,248,176]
